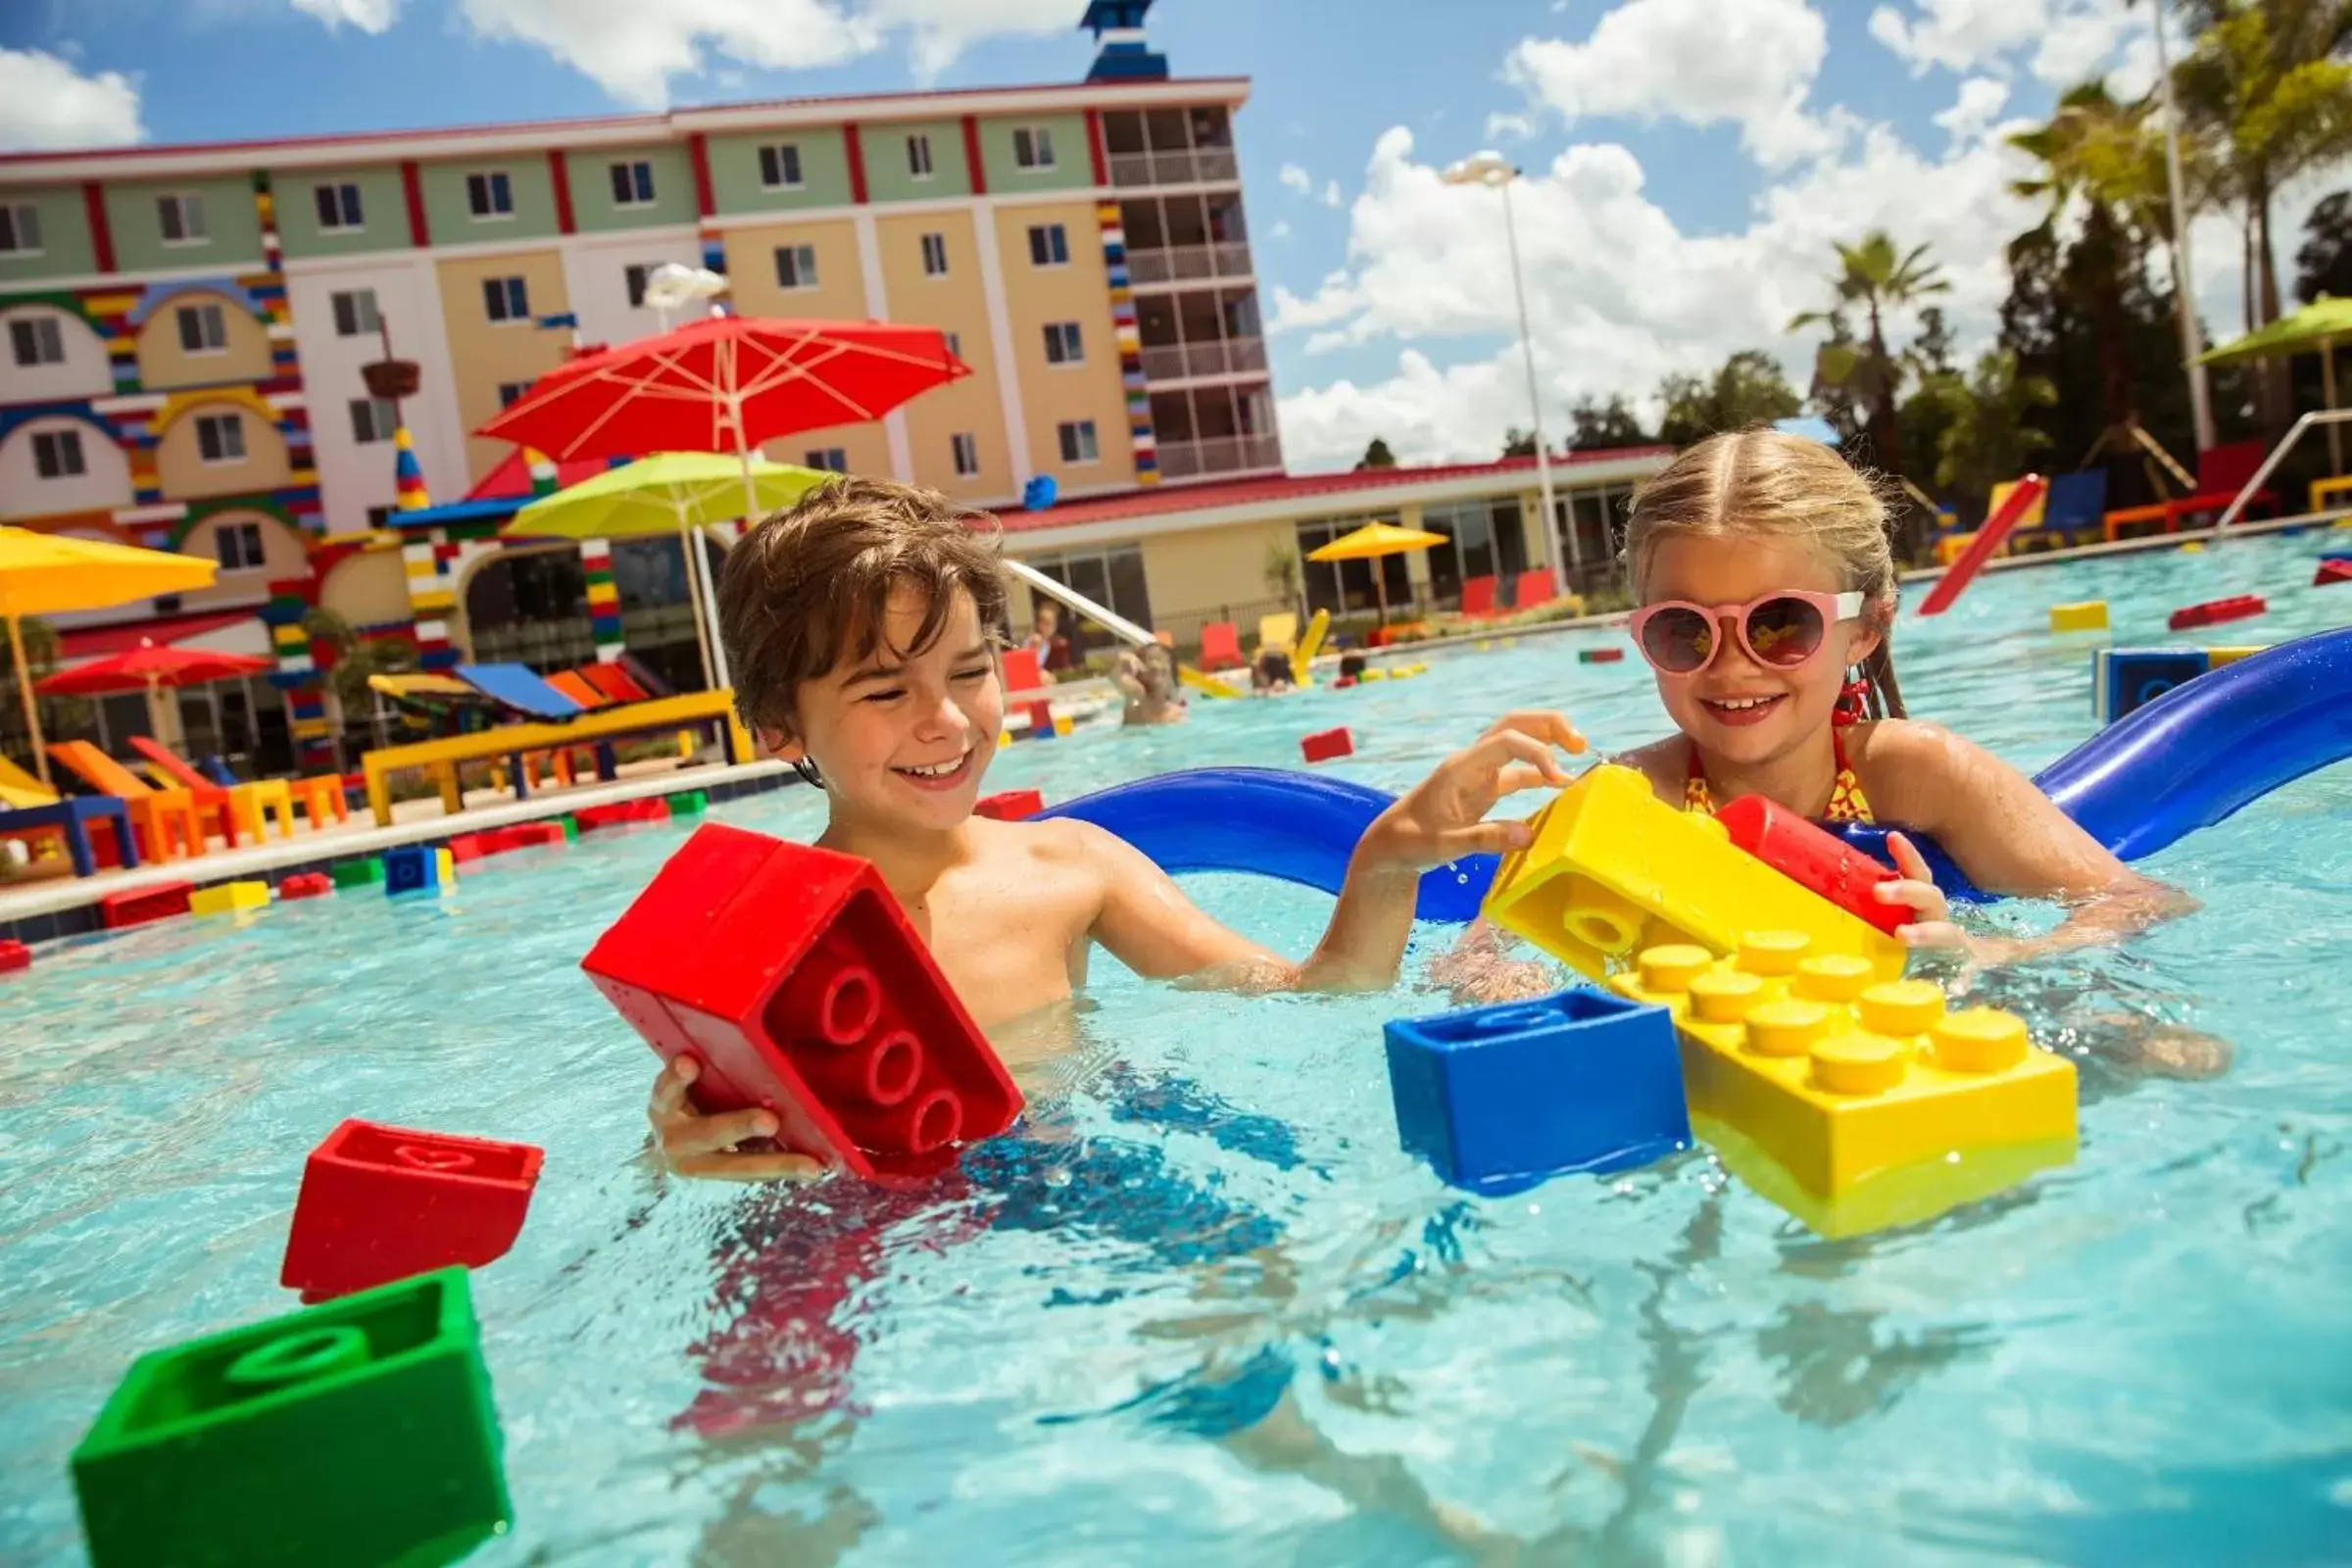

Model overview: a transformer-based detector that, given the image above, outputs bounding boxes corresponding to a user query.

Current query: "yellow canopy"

[0,526,220,786]
[1304,520,1451,562]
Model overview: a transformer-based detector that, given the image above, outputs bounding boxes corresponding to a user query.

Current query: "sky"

[2,0,2336,473]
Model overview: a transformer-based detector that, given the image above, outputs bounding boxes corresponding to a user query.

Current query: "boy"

[1110,634,1186,727]
[649,478,1584,1179]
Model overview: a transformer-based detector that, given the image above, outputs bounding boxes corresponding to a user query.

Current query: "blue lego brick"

[1383,987,1690,1196]
[2094,649,2209,725]
[381,846,451,897]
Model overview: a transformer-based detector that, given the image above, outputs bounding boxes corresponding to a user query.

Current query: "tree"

[1262,543,1302,616]
[1789,231,1950,479]
[0,615,57,682]
[305,607,416,759]
[1655,350,1803,447]
[1499,427,1539,459]
[2294,189,2352,301]
[1930,349,2059,512]
[1805,315,1872,451]
[1354,436,1398,470]
[1567,394,1650,451]
[1912,306,1959,378]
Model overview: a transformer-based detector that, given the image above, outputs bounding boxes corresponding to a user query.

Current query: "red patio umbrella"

[39,639,271,746]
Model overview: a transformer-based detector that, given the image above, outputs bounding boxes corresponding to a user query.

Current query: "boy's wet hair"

[717,476,1009,742]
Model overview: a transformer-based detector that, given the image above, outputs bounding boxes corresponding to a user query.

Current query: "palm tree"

[1789,231,1950,478]
[305,607,415,762]
[1933,349,2060,509]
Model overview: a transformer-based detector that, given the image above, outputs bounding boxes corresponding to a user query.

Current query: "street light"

[1443,151,1570,582]
[2144,0,2216,452]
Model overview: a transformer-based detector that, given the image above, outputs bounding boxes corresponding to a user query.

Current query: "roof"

[464,451,624,503]
[56,610,255,662]
[996,448,1673,534]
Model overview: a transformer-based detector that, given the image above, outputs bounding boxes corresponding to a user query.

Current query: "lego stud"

[1736,930,1810,975]
[1562,881,1649,956]
[805,965,881,1045]
[1934,1009,2030,1073]
[225,1326,371,1391]
[1809,1034,1907,1095]
[902,1088,964,1153]
[1690,969,1763,1023]
[1637,944,1711,995]
[1793,955,1874,1004]
[1857,979,1945,1038]
[862,1030,923,1105]
[393,1145,476,1174]
[1743,999,1830,1057]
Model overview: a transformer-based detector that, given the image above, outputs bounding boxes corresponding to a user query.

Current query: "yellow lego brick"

[2204,645,2265,668]
[2048,600,2108,632]
[190,880,270,916]
[1609,933,2077,1237]
[1483,763,1907,982]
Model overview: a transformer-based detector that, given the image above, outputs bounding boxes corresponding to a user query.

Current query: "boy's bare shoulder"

[967,814,1128,878]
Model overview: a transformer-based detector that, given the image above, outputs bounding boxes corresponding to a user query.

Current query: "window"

[31,428,85,479]
[944,330,962,361]
[625,264,653,308]
[366,505,394,531]
[806,448,849,473]
[774,244,817,289]
[1042,320,1084,365]
[951,432,980,477]
[194,412,246,464]
[497,380,534,409]
[0,203,40,255]
[466,171,514,218]
[482,275,529,323]
[1012,126,1056,170]
[157,193,209,245]
[919,232,949,277]
[330,288,379,338]
[314,182,364,232]
[349,397,396,444]
[1026,223,1069,267]
[215,520,267,570]
[759,143,804,189]
[1024,546,1152,653]
[906,134,934,178]
[610,161,656,207]
[1056,419,1100,465]
[176,302,228,355]
[10,317,64,368]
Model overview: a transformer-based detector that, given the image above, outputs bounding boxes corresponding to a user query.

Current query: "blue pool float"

[1039,628,2352,917]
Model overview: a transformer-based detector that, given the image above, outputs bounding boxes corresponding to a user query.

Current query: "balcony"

[1138,337,1269,383]
[1155,433,1283,480]
[1108,147,1241,189]
[1125,242,1255,287]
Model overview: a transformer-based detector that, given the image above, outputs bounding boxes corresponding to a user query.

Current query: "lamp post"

[2146,0,2216,452]
[1443,151,1570,583]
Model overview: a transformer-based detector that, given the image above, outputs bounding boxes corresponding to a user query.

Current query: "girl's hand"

[647,1055,827,1183]
[1879,833,2024,967]
[1357,710,1588,872]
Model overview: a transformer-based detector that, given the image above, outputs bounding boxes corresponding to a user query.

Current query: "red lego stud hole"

[813,965,881,1045]
[865,1030,922,1104]
[226,1326,368,1391]
[905,1089,963,1153]
[392,1144,476,1173]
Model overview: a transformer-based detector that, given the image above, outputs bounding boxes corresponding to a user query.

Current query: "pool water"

[6,530,2350,1565]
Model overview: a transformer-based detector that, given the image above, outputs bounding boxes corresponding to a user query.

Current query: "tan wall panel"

[433,249,574,481]
[873,210,1007,503]
[318,546,414,627]
[992,201,1135,490]
[134,292,275,390]
[178,511,310,610]
[1136,518,1297,620]
[722,218,866,320]
[154,404,292,499]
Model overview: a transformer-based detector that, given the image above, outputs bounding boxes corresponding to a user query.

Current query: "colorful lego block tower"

[1082,0,1168,80]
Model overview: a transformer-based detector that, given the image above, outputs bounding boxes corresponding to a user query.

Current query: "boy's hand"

[1357,710,1587,872]
[647,1055,827,1183]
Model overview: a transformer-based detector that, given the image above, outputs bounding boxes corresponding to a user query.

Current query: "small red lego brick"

[580,823,1023,1182]
[2317,558,2352,587]
[2167,593,2267,630]
[495,820,566,849]
[100,881,193,930]
[1714,794,1910,938]
[277,872,333,901]
[279,1118,543,1302]
[974,789,1044,821]
[446,833,492,863]
[1300,727,1353,763]
[1026,700,1054,733]
[575,798,672,833]
[1333,675,1358,689]
[1580,647,1626,664]
[0,939,29,973]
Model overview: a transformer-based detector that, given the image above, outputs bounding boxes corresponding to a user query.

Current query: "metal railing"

[1138,337,1270,383]
[1107,147,1243,189]
[1124,242,1256,286]
[2215,408,2352,529]
[1154,433,1284,479]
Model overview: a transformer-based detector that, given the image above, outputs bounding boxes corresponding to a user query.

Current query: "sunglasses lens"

[1745,596,1827,666]
[1640,607,1716,672]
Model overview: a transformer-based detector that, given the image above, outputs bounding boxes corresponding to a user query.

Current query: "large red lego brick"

[2167,593,2266,630]
[493,820,566,850]
[277,872,333,901]
[278,1118,544,1302]
[575,797,672,833]
[100,881,194,930]
[0,939,28,972]
[974,789,1044,821]
[581,823,1022,1183]
[1714,794,1911,937]
[1299,727,1353,763]
[2316,558,2352,587]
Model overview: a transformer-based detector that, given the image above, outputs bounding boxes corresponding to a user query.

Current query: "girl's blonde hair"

[1619,428,1907,720]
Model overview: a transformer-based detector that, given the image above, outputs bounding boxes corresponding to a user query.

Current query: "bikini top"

[1682,731,1875,824]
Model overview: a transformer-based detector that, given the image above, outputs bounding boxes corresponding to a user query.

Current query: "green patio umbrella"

[2196,296,2352,472]
[503,452,835,690]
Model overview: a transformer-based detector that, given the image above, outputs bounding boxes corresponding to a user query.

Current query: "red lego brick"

[493,820,567,850]
[2317,558,2352,587]
[1026,700,1053,733]
[974,789,1044,821]
[100,881,193,930]
[2167,593,2267,631]
[1299,727,1353,763]
[580,823,1023,1183]
[445,833,492,863]
[1579,647,1626,664]
[1714,794,1911,938]
[0,939,28,973]
[277,872,333,901]
[575,798,672,833]
[278,1118,543,1302]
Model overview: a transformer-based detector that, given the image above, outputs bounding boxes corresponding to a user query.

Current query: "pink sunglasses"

[1627,589,1866,676]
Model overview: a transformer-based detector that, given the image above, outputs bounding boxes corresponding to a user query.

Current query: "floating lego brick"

[1713,795,1909,938]
[487,820,566,853]
[100,881,193,930]
[1384,987,1690,1194]
[1484,764,1906,983]
[382,846,455,897]
[0,939,28,973]
[1299,727,1353,763]
[445,832,493,864]
[2048,600,2108,632]
[189,880,270,917]
[581,823,1022,1182]
[1053,713,1074,737]
[280,1119,544,1302]
[329,857,384,890]
[2093,648,2209,724]
[2318,558,2352,587]
[2167,593,2266,631]
[974,789,1044,821]
[1579,647,1626,663]
[1609,933,2076,1237]
[668,789,710,816]
[574,797,671,833]
[2203,645,2265,668]
[1333,675,1358,689]
[277,872,333,901]
[72,1267,510,1568]
[558,814,579,841]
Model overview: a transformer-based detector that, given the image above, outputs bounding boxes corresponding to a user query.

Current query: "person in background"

[1026,600,1073,677]
[1112,632,1188,727]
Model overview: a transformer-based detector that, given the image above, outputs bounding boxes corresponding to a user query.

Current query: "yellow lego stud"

[1744,999,1830,1057]
[190,880,270,917]
[2048,600,2108,633]
[1934,1009,2029,1073]
[2179,540,2205,553]
[1809,1034,1908,1095]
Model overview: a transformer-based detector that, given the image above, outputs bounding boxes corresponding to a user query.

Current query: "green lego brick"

[667,789,708,816]
[329,858,385,890]
[72,1267,510,1568]
[558,814,577,842]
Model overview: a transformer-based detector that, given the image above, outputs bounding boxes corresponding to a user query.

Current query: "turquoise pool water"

[5,529,2350,1565]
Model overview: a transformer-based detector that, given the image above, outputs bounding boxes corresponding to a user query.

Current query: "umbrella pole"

[674,502,717,692]
[1374,567,1390,628]
[8,612,47,789]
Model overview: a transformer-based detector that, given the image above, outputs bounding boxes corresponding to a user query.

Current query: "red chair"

[1457,575,1500,619]
[2165,440,2280,529]
[1510,568,1561,612]
[1198,622,1245,672]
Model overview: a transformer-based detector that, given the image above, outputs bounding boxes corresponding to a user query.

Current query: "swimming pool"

[5,529,2350,1564]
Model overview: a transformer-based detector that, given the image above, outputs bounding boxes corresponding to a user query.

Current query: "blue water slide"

[1039,629,2352,918]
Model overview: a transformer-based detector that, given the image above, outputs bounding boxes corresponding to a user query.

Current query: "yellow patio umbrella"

[2196,295,2352,471]
[1305,519,1450,625]
[0,526,219,787]
[502,451,835,690]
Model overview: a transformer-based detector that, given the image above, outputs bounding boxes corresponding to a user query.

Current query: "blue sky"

[1,0,2286,470]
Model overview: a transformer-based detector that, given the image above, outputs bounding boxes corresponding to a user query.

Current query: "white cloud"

[0,48,143,152]
[1502,0,1838,169]
[290,0,399,30]
[1270,220,1293,239]
[1323,179,1343,209]
[1932,76,2010,143]
[2029,0,2135,86]
[1279,163,1313,195]
[1868,0,2140,86]
[1487,111,1536,142]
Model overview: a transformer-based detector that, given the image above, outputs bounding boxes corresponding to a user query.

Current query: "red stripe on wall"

[688,132,715,219]
[81,182,116,274]
[1086,109,1108,188]
[548,150,575,234]
[845,124,868,205]
[962,116,987,196]
[401,161,429,247]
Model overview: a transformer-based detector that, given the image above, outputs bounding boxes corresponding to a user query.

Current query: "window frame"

[0,202,42,257]
[951,431,980,477]
[1056,418,1100,466]
[349,396,396,445]
[758,143,805,191]
[31,427,86,480]
[10,315,65,368]
[624,263,653,309]
[906,133,935,179]
[156,192,211,247]
[496,380,534,409]
[1042,320,1085,366]
[482,275,529,324]
[805,447,849,474]
[215,520,268,571]
[1027,223,1070,268]
[610,160,657,208]
[1012,126,1057,171]
[176,301,229,357]
[193,411,247,466]
[919,231,949,277]
[329,288,380,339]
[313,181,365,233]
[466,170,515,220]
[774,243,818,290]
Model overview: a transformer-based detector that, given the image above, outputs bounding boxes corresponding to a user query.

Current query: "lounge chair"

[129,736,338,834]
[0,754,140,878]
[2032,470,2108,550]
[44,740,206,862]
[1457,574,1501,619]
[2165,440,2280,529]
[1197,622,1245,672]
[1511,568,1563,612]
[1254,612,1299,657]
